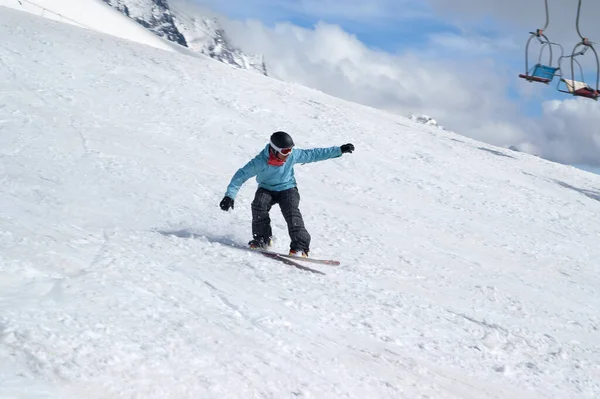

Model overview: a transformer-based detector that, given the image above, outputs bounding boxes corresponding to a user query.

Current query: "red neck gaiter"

[268,151,286,166]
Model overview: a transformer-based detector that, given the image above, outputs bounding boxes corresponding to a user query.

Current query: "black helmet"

[270,131,294,151]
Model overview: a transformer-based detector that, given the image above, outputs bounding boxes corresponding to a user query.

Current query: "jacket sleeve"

[293,146,342,164]
[225,156,261,199]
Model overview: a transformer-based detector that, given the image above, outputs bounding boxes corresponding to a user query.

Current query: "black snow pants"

[251,187,311,252]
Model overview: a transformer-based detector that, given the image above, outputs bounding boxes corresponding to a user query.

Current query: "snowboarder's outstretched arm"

[294,143,354,164]
[220,156,261,211]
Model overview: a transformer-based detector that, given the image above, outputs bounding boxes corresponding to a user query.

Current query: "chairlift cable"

[541,0,549,34]
[575,0,584,41]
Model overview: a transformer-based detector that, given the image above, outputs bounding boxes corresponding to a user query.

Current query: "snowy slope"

[1,7,600,399]
[0,0,178,52]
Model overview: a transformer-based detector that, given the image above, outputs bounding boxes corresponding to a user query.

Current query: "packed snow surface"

[1,6,599,399]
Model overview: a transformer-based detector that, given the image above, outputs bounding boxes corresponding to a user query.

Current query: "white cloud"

[223,19,529,138]
[533,98,600,164]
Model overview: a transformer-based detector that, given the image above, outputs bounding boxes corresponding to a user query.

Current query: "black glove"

[219,196,234,211]
[341,143,355,154]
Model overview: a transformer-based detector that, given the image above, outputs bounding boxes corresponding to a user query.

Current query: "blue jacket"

[225,144,342,199]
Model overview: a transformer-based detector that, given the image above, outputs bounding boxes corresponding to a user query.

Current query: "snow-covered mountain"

[3,6,600,399]
[102,0,187,46]
[170,8,268,76]
[103,0,267,75]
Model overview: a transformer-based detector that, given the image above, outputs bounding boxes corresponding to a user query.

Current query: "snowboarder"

[219,131,355,257]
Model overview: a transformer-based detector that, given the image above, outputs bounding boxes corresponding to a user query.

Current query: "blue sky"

[188,0,600,168]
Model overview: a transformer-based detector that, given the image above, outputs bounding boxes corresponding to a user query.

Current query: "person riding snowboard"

[219,131,355,257]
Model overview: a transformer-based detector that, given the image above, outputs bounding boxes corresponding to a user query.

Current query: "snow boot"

[248,238,272,250]
[289,249,309,258]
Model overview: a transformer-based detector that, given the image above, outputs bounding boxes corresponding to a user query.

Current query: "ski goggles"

[270,140,293,155]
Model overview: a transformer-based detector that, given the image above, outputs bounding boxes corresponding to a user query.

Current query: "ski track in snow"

[1,5,600,399]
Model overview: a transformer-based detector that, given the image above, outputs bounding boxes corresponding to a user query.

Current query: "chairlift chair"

[555,40,600,100]
[518,1,563,84]
[556,0,600,100]
[519,29,563,84]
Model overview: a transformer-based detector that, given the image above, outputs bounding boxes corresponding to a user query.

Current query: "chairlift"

[556,46,600,100]
[519,32,563,84]
[556,1,600,100]
[518,1,562,84]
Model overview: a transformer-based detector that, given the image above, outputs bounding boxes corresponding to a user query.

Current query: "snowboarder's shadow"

[156,228,241,248]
